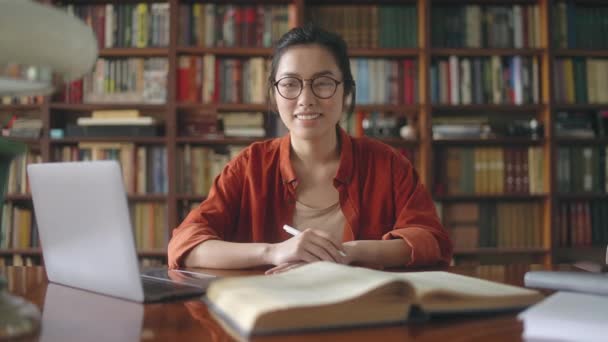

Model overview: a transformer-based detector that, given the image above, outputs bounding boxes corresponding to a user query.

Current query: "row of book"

[555,201,608,248]
[432,116,542,139]
[432,5,541,49]
[176,144,245,195]
[53,144,168,195]
[441,202,543,250]
[350,59,417,105]
[179,4,293,48]
[552,1,608,49]
[63,3,170,49]
[307,6,417,49]
[556,147,608,194]
[177,56,269,104]
[430,56,540,105]
[132,202,168,250]
[56,58,168,104]
[553,58,608,105]
[435,147,544,195]
[0,204,38,250]
[6,151,42,195]
[555,110,608,139]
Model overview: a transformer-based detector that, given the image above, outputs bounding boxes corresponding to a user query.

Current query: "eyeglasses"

[273,76,344,100]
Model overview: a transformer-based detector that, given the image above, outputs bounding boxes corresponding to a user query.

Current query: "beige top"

[292,200,348,243]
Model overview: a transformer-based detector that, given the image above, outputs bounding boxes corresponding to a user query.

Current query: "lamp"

[0,1,98,338]
[0,0,98,96]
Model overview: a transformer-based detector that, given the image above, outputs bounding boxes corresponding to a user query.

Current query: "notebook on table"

[28,160,214,303]
[524,246,608,296]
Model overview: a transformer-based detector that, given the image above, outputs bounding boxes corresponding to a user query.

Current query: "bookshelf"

[1,0,607,267]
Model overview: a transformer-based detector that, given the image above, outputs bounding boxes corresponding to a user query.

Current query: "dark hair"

[268,24,356,115]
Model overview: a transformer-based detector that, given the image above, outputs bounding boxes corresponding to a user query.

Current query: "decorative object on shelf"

[0,0,97,96]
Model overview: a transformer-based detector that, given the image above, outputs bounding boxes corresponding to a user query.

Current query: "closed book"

[205,262,542,338]
[65,124,160,137]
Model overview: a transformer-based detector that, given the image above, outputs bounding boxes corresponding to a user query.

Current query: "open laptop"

[27,160,215,302]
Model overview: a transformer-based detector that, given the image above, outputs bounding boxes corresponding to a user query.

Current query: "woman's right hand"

[268,228,347,265]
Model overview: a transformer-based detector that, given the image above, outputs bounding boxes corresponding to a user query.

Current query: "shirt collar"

[279,126,354,185]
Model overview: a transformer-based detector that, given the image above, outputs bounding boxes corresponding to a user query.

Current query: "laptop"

[27,160,215,302]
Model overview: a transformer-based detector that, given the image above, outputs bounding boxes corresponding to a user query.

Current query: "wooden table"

[2,264,561,342]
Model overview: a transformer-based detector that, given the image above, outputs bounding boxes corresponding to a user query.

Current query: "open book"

[204,262,543,337]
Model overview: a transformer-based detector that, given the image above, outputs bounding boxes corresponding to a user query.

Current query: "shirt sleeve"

[382,153,453,267]
[167,156,246,269]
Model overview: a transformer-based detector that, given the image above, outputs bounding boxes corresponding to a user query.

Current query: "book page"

[206,262,415,332]
[394,271,542,312]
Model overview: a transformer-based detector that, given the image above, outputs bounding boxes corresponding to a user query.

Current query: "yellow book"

[91,109,141,119]
[205,262,543,337]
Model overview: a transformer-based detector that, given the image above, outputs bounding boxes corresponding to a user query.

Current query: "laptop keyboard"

[141,277,204,302]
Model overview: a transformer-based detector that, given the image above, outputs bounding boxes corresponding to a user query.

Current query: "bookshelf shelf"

[0,249,41,256]
[127,194,168,201]
[555,193,608,200]
[177,103,268,111]
[5,137,41,145]
[555,137,608,145]
[553,104,608,111]
[348,48,419,57]
[176,195,207,201]
[98,48,169,57]
[50,137,166,144]
[431,48,544,57]
[50,103,168,111]
[355,104,419,113]
[376,137,418,147]
[434,194,548,201]
[4,194,32,202]
[138,249,167,257]
[176,137,260,145]
[0,104,43,111]
[454,248,549,256]
[432,138,544,145]
[431,104,544,113]
[553,49,608,58]
[176,47,273,57]
[553,247,606,263]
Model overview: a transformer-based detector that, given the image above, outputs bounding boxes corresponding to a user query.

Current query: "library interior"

[0,0,607,340]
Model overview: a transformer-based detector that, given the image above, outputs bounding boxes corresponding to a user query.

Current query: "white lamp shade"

[0,0,98,96]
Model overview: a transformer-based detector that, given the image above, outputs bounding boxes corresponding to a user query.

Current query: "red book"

[245,7,256,47]
[177,56,192,102]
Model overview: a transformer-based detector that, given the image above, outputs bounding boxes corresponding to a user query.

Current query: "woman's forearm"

[343,239,412,268]
[184,240,273,269]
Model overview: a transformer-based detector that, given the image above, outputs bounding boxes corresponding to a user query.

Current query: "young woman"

[168,25,452,273]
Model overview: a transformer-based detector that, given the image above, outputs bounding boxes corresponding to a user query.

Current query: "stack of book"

[220,112,265,138]
[66,109,161,137]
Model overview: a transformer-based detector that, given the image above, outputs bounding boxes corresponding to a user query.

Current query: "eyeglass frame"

[272,75,351,100]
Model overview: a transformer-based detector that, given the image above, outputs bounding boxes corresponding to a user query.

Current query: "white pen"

[282,224,347,257]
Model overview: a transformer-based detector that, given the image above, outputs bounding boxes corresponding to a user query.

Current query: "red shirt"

[168,128,453,269]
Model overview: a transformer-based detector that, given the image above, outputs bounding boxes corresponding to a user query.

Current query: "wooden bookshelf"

[2,0,607,266]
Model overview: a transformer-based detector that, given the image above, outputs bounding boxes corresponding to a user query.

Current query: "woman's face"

[273,44,345,142]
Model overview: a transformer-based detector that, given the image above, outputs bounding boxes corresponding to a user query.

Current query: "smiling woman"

[168,25,453,273]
